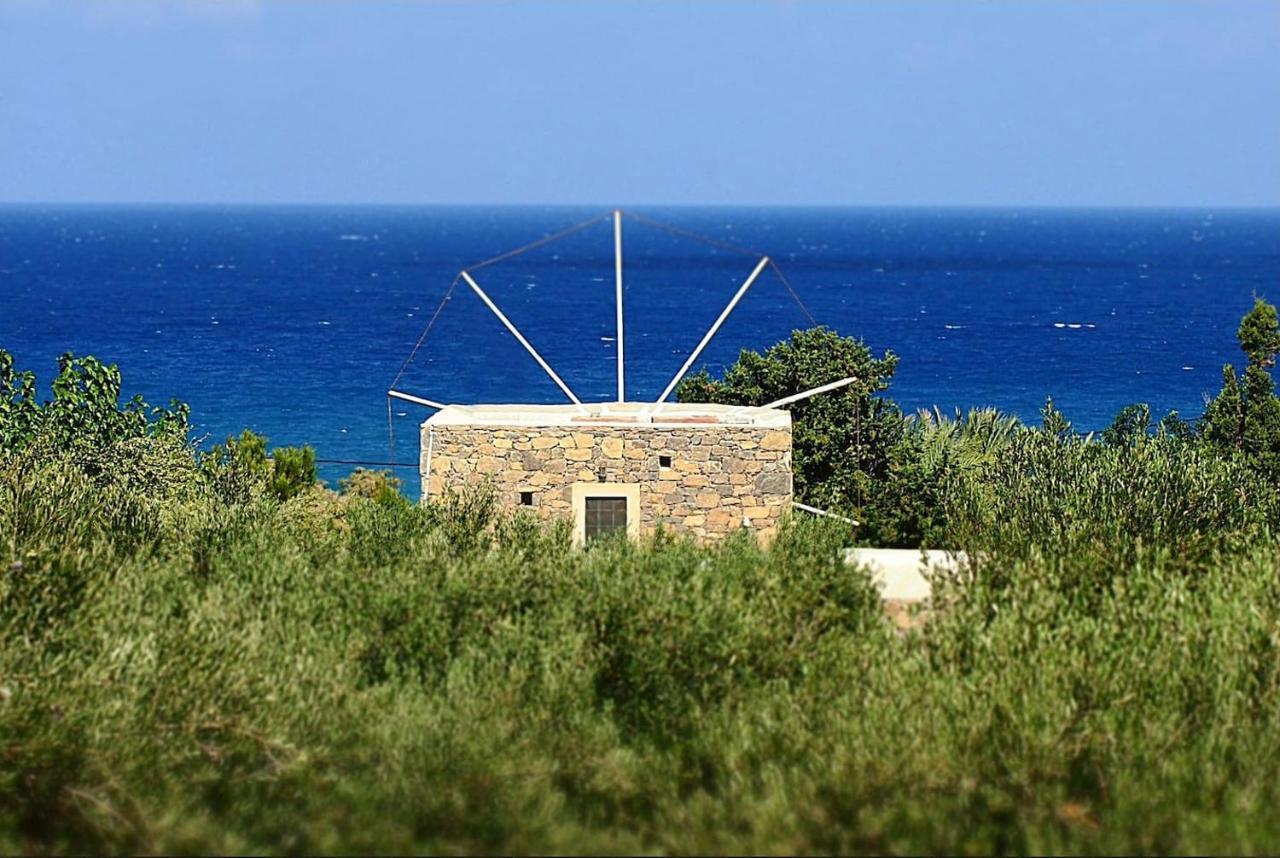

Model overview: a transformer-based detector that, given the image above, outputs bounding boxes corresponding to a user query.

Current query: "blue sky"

[1,0,1277,207]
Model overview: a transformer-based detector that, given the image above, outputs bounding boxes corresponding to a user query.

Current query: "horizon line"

[2,200,1279,213]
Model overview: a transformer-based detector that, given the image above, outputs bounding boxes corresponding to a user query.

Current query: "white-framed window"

[571,482,641,544]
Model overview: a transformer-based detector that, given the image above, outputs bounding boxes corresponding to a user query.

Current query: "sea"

[2,205,1277,484]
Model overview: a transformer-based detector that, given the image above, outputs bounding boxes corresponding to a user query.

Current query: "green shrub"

[9,316,1280,853]
[268,445,316,502]
[339,467,406,506]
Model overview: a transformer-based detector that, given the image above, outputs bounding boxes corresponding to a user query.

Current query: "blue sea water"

[2,205,1277,484]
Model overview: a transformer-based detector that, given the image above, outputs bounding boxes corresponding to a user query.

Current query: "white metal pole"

[792,501,859,526]
[460,269,584,406]
[654,255,770,404]
[762,375,861,410]
[422,427,436,503]
[388,389,448,410]
[614,209,625,403]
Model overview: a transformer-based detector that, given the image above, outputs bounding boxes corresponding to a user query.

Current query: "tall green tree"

[1202,297,1280,478]
[676,327,901,509]
[0,350,189,459]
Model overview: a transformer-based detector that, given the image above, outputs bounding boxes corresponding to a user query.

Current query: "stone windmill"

[388,210,857,543]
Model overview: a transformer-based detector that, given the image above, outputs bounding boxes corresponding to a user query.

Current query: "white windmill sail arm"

[388,389,448,410]
[614,209,625,403]
[761,375,861,409]
[792,501,859,526]
[460,269,585,408]
[654,255,770,405]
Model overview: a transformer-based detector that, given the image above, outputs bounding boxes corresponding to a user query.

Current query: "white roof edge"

[424,402,791,429]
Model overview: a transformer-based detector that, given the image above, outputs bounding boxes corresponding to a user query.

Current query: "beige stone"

[695,492,720,509]
[707,509,735,527]
[761,430,790,451]
[423,408,792,544]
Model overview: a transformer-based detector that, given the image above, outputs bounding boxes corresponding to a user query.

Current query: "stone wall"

[422,423,792,542]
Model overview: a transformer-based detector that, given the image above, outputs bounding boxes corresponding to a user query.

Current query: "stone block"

[755,472,791,495]
[707,509,735,528]
[531,436,559,450]
[761,430,790,451]
[601,437,624,458]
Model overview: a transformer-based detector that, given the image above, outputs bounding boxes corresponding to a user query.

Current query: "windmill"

[387,210,857,543]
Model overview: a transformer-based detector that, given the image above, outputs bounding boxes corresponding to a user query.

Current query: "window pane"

[585,496,628,540]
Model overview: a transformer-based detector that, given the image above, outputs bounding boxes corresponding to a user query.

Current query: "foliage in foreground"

[680,299,1280,548]
[3,449,1280,854]
[4,300,1280,853]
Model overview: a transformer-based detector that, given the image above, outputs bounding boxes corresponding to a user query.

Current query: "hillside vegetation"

[3,302,1280,853]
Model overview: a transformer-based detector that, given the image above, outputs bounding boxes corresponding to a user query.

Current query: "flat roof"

[424,402,791,429]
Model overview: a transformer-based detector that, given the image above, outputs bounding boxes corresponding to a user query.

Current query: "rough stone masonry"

[421,403,793,542]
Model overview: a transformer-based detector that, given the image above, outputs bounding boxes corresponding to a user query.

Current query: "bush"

[269,445,317,501]
[339,468,406,505]
[8,318,1280,853]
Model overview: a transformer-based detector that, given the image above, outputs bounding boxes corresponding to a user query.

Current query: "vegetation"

[679,303,1280,548]
[4,300,1280,853]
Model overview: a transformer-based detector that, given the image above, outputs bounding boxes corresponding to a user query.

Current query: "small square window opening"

[659,455,672,468]
[519,491,534,506]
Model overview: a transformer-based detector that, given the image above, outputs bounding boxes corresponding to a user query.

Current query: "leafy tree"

[201,429,315,503]
[1102,403,1151,448]
[0,350,40,453]
[1237,296,1280,368]
[1039,397,1074,441]
[269,445,317,502]
[1202,298,1280,479]
[675,327,951,544]
[676,327,901,510]
[0,350,188,460]
[1156,409,1197,442]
